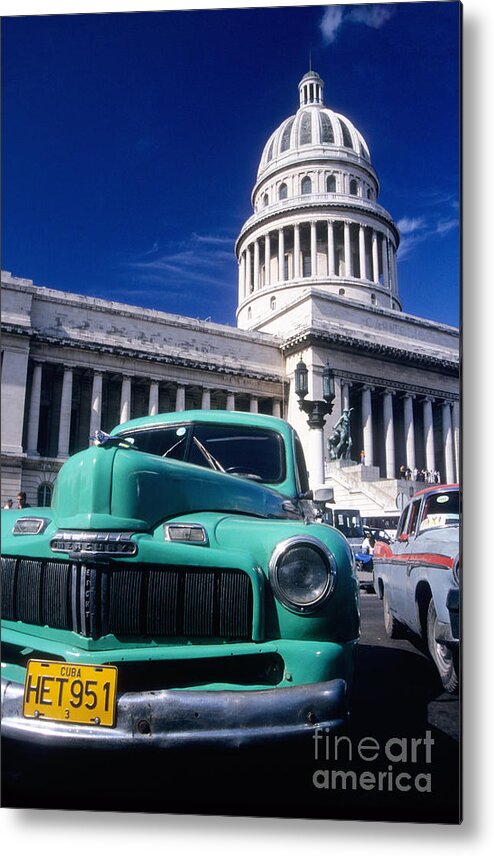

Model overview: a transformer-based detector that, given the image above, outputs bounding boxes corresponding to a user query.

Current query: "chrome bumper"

[1,677,348,750]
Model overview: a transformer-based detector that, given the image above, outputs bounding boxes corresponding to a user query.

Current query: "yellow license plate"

[23,660,118,727]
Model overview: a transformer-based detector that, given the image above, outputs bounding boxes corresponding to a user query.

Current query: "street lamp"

[294,359,335,429]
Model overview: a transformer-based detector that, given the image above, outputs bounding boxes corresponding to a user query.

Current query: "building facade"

[1,71,459,510]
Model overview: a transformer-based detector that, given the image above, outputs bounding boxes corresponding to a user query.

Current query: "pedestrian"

[361,532,376,555]
[17,492,31,509]
[405,466,411,480]
[360,450,365,466]
[412,466,418,481]
[3,499,13,509]
[399,465,406,480]
[434,469,441,484]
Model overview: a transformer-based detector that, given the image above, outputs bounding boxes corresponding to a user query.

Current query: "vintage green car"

[1,411,359,749]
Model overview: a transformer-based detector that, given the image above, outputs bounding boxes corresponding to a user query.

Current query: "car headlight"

[269,536,337,614]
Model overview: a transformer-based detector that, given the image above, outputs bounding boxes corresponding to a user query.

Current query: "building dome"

[258,70,371,180]
[236,70,401,332]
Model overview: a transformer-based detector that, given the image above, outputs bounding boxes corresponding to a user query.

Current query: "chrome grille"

[1,556,253,640]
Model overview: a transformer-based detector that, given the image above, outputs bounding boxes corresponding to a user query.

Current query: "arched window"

[267,139,274,162]
[349,178,358,196]
[371,293,377,305]
[339,288,345,296]
[280,118,294,152]
[367,187,374,200]
[339,119,354,150]
[263,193,269,207]
[361,142,370,160]
[299,112,312,145]
[327,175,336,193]
[301,176,312,195]
[37,482,53,507]
[270,296,276,311]
[247,307,252,320]
[320,113,334,144]
[279,183,288,200]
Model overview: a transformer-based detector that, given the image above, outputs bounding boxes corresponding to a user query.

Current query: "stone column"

[278,228,285,282]
[403,393,415,469]
[423,397,436,473]
[201,388,211,410]
[226,392,236,411]
[26,361,43,455]
[442,401,455,484]
[372,231,379,283]
[245,246,252,294]
[327,221,335,276]
[1,346,30,456]
[344,220,351,277]
[361,386,373,466]
[382,390,396,479]
[175,385,186,412]
[272,400,282,418]
[359,225,366,280]
[382,235,389,288]
[310,221,317,277]
[120,376,132,425]
[264,234,271,287]
[239,254,246,300]
[249,396,258,413]
[308,428,326,489]
[294,224,301,279]
[253,240,260,291]
[341,382,350,412]
[90,371,103,441]
[452,399,460,482]
[57,366,73,458]
[148,381,159,416]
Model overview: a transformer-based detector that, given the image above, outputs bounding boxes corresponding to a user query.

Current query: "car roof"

[412,483,460,499]
[113,409,293,438]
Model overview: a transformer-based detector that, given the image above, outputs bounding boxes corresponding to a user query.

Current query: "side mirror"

[313,487,335,504]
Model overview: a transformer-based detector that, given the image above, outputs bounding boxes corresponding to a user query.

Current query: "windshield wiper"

[162,435,187,458]
[192,436,225,472]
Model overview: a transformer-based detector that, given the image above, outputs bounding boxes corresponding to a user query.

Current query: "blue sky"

[2,2,460,327]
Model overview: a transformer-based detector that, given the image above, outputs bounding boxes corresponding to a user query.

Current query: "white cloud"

[435,218,458,236]
[347,5,395,30]
[320,3,395,44]
[396,216,426,235]
[320,7,345,44]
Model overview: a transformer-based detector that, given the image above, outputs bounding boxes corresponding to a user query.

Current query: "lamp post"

[294,359,335,487]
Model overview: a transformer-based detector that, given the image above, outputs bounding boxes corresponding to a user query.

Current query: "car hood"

[50,443,294,530]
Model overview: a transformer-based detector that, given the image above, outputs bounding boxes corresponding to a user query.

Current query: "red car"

[373,484,460,692]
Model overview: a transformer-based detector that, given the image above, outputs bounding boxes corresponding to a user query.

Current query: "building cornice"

[1,322,286,385]
[281,327,459,375]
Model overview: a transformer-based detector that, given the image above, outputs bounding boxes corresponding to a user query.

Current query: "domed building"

[237,70,400,330]
[1,69,459,516]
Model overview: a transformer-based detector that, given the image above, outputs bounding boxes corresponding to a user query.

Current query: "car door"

[391,498,423,625]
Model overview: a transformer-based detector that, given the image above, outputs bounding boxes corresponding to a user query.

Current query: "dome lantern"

[298,70,324,107]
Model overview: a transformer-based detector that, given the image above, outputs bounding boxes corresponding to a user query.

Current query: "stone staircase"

[325,461,408,516]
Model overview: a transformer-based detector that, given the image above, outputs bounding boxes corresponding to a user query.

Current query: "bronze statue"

[327,408,354,461]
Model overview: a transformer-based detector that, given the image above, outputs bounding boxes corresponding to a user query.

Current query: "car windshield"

[419,490,460,530]
[334,511,365,539]
[117,422,286,484]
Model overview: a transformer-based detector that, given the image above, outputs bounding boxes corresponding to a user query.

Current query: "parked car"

[373,484,460,692]
[1,410,359,750]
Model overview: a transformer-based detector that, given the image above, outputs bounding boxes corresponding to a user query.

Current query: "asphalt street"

[2,591,460,823]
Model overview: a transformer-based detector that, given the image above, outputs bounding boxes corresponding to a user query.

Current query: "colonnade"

[238,219,398,298]
[24,361,283,459]
[336,380,460,483]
